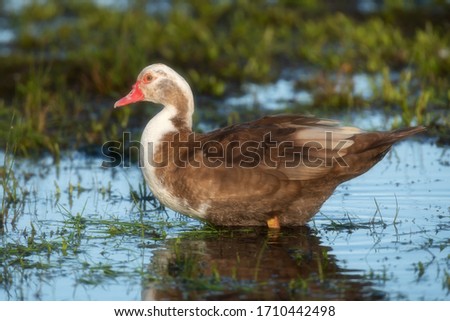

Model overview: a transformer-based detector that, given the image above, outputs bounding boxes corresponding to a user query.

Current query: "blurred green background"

[0,0,449,157]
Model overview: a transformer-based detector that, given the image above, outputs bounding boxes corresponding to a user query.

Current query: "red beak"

[114,82,145,108]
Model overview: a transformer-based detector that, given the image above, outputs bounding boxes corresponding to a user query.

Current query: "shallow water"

[1,135,449,300]
[1,0,448,300]
[1,65,449,300]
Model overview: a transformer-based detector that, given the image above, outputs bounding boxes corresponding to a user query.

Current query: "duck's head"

[114,63,194,115]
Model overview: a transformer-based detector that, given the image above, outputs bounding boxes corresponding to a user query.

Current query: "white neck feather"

[141,105,178,148]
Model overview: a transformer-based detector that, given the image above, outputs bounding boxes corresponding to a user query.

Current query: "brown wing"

[192,115,362,181]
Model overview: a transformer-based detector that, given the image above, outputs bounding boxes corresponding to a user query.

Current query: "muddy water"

[1,136,448,300]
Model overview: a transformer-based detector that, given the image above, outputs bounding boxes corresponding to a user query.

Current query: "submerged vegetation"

[0,0,449,156]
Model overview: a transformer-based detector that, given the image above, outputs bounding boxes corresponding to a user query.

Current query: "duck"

[114,63,425,228]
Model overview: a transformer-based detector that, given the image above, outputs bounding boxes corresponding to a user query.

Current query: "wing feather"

[188,115,362,181]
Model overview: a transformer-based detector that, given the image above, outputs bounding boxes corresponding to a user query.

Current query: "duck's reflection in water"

[142,226,385,300]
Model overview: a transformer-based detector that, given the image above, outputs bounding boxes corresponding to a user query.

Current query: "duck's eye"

[143,74,153,83]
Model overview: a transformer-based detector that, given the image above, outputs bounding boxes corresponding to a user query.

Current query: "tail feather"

[335,125,425,180]
[388,126,426,142]
[354,126,426,152]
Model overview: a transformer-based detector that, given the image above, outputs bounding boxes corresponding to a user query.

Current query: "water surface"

[1,136,448,300]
